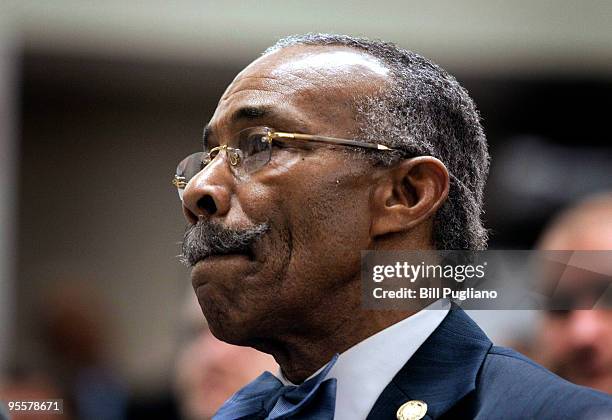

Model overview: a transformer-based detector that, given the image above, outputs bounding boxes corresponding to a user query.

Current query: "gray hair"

[265,33,490,250]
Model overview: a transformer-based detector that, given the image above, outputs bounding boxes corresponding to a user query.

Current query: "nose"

[567,310,602,349]
[182,155,232,224]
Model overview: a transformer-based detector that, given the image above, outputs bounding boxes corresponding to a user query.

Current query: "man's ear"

[370,156,450,237]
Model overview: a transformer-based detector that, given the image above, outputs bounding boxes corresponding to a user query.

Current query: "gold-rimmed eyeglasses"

[172,126,396,200]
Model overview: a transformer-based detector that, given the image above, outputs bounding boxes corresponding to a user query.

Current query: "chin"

[198,294,259,346]
[207,318,249,346]
[194,263,292,347]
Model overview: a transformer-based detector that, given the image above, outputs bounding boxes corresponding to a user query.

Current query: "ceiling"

[3,0,612,76]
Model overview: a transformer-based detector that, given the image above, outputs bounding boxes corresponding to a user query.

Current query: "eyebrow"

[235,106,267,120]
[202,106,275,147]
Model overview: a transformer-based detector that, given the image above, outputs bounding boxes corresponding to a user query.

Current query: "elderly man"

[175,34,612,419]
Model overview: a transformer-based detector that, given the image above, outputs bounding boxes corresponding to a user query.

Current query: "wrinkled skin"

[181,45,449,382]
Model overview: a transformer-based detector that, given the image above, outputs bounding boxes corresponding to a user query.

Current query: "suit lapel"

[367,307,492,419]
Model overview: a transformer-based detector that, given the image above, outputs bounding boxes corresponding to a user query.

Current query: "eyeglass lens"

[174,127,273,200]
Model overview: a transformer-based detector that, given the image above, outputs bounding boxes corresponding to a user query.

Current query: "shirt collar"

[277,299,450,419]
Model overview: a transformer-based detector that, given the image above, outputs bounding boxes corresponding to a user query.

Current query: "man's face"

[537,219,612,393]
[175,328,277,419]
[181,46,391,345]
[539,310,612,393]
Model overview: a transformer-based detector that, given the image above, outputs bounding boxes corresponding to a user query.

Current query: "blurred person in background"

[0,369,70,420]
[535,192,612,394]
[174,291,277,420]
[41,281,127,420]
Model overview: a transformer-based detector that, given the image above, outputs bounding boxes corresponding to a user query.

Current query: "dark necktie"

[213,354,338,420]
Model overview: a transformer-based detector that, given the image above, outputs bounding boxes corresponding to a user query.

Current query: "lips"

[183,239,252,267]
[191,252,257,293]
[195,245,255,264]
[196,253,251,265]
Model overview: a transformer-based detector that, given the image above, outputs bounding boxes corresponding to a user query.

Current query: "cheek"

[233,153,372,301]
[283,171,372,287]
[541,320,569,353]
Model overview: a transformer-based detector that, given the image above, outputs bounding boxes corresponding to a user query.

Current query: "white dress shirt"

[278,299,450,420]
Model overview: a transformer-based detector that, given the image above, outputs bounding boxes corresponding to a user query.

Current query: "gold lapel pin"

[396,400,428,420]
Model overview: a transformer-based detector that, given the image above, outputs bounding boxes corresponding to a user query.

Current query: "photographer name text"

[372,287,498,301]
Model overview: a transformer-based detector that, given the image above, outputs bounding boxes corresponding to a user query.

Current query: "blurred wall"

[0,16,17,374]
[15,54,241,395]
[7,0,612,76]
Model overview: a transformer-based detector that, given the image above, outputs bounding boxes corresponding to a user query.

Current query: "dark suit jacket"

[367,307,612,419]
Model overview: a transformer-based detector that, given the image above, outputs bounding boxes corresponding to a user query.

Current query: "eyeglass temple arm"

[272,132,394,151]
[271,131,471,199]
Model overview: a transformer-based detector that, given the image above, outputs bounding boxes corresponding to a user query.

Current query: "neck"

[255,282,416,384]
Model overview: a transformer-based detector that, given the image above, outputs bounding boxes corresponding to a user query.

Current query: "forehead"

[209,45,390,135]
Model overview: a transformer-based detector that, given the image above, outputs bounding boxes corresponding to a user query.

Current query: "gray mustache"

[180,220,269,267]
